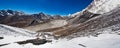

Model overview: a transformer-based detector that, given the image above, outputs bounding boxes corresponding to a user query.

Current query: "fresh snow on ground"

[0,34,120,48]
[0,24,36,37]
[0,36,34,45]
[0,24,120,48]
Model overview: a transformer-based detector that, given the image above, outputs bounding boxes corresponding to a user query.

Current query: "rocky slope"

[66,7,120,38]
[69,0,120,24]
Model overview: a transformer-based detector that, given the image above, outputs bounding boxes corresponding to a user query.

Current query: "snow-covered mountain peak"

[87,0,120,14]
[0,10,25,16]
[71,0,120,16]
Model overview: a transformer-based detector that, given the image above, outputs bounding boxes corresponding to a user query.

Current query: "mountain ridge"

[0,10,67,28]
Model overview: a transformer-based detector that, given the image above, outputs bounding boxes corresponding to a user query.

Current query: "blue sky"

[0,0,93,15]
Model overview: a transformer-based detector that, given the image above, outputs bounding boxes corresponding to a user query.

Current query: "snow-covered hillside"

[0,34,120,48]
[0,24,54,47]
[88,0,120,14]
[0,24,120,48]
[71,0,120,16]
[0,24,36,36]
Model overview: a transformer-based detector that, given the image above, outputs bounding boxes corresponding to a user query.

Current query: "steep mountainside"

[72,0,120,16]
[87,0,120,14]
[43,0,120,37]
[66,7,120,38]
[69,0,120,24]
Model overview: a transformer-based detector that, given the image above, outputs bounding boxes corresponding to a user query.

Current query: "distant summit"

[0,9,25,16]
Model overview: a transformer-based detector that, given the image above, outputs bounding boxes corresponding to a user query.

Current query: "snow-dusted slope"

[1,34,120,48]
[71,0,120,16]
[0,24,55,46]
[0,24,38,46]
[0,24,36,36]
[88,0,120,14]
[1,24,120,48]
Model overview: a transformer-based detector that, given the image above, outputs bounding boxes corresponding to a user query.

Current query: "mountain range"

[0,10,68,28]
[1,0,120,48]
